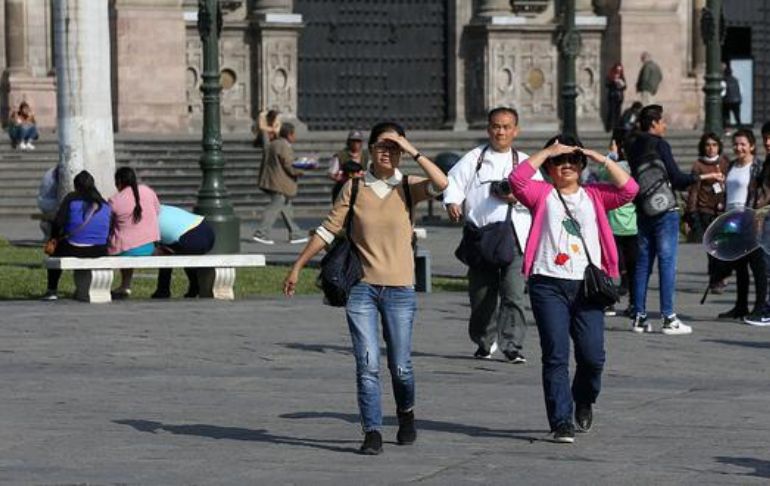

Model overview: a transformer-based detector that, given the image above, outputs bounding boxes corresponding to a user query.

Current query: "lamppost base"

[201,213,241,254]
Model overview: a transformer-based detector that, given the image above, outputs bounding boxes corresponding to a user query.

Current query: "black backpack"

[632,137,677,217]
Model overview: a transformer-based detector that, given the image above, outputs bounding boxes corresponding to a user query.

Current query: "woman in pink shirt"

[109,167,161,298]
[508,135,638,444]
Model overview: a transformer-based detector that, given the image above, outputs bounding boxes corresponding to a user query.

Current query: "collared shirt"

[364,168,403,199]
[443,144,538,252]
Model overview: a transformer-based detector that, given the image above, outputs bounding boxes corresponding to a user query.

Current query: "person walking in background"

[627,105,724,335]
[253,123,308,245]
[722,65,742,129]
[283,121,448,455]
[108,167,161,299]
[605,63,626,132]
[151,205,216,299]
[443,107,537,363]
[715,129,766,321]
[8,101,39,150]
[253,109,280,147]
[596,129,637,317]
[635,52,662,105]
[37,165,60,240]
[685,133,729,294]
[508,135,638,444]
[42,171,112,301]
[328,130,369,202]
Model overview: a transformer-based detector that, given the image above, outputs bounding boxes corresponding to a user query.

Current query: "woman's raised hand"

[579,147,608,164]
[378,132,418,158]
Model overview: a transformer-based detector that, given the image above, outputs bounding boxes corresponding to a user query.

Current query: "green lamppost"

[558,0,581,139]
[194,0,240,253]
[701,0,723,134]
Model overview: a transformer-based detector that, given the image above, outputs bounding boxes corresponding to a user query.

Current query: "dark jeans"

[47,240,108,291]
[9,123,38,145]
[723,102,741,127]
[714,248,767,313]
[528,275,605,430]
[467,241,527,354]
[614,234,637,307]
[688,211,716,244]
[156,221,216,296]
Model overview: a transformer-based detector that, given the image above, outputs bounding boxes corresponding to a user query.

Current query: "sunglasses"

[549,154,585,167]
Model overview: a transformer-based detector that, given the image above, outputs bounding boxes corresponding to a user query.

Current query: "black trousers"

[47,240,108,291]
[614,234,638,306]
[156,221,216,295]
[714,248,767,312]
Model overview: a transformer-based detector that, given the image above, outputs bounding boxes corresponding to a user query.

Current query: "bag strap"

[62,203,98,241]
[343,178,360,235]
[555,189,596,267]
[402,174,413,225]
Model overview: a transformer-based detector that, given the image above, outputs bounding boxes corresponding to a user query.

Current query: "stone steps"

[0,130,704,218]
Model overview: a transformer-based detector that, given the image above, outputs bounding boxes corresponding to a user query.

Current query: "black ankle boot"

[396,409,416,445]
[359,430,383,455]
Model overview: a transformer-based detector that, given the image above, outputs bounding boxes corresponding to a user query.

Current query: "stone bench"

[45,254,266,303]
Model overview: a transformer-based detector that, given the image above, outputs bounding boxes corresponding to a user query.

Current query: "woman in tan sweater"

[284,121,448,455]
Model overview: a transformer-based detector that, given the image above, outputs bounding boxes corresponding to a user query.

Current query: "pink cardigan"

[508,161,639,278]
[108,184,161,255]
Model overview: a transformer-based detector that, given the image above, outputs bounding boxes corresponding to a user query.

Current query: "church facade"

[1,0,768,133]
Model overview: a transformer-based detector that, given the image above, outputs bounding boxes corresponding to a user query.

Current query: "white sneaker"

[631,314,652,334]
[19,141,28,150]
[252,234,275,245]
[26,142,35,150]
[40,291,58,301]
[661,315,692,335]
[289,237,309,245]
[744,314,770,326]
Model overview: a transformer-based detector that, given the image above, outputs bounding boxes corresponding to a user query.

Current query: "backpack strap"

[402,174,413,225]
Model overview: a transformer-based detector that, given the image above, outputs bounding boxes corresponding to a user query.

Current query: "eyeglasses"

[372,142,401,154]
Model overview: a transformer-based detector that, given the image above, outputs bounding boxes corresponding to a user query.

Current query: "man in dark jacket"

[722,66,742,128]
[626,105,724,335]
[635,52,662,105]
[253,123,308,245]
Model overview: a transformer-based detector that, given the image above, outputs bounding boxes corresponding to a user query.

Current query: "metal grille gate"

[295,0,448,130]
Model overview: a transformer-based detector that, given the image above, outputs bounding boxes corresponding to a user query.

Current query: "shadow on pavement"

[280,411,544,443]
[277,341,512,363]
[702,339,770,349]
[113,419,359,454]
[714,456,770,478]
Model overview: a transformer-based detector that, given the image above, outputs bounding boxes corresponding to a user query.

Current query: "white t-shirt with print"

[532,188,601,280]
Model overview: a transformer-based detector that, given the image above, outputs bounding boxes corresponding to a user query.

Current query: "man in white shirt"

[444,107,541,362]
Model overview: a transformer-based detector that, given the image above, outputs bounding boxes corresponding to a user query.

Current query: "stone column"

[4,0,56,128]
[112,0,187,133]
[0,0,7,70]
[251,0,304,128]
[54,0,116,197]
[618,0,698,127]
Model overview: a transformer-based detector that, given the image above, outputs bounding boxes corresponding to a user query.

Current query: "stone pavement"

[1,217,770,484]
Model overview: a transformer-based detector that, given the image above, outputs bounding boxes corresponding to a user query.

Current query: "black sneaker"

[151,290,171,299]
[575,403,593,433]
[550,422,575,444]
[473,342,498,359]
[718,307,749,320]
[502,349,527,364]
[396,410,416,445]
[359,430,383,455]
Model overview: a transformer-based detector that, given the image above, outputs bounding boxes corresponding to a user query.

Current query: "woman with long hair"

[605,63,626,132]
[108,167,161,298]
[283,121,448,455]
[716,129,766,320]
[8,101,39,150]
[42,170,112,300]
[508,134,638,443]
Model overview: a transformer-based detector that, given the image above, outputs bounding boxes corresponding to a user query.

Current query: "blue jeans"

[9,123,38,144]
[633,211,680,318]
[528,275,605,430]
[346,283,416,432]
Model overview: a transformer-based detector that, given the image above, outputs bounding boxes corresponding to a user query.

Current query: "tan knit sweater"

[321,176,433,286]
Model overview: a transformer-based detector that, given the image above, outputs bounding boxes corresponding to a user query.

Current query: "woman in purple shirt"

[42,170,112,301]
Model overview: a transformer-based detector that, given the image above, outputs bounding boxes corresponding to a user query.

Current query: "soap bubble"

[703,208,759,261]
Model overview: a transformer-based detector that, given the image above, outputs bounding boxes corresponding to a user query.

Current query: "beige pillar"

[4,0,56,128]
[252,0,304,128]
[112,0,187,133]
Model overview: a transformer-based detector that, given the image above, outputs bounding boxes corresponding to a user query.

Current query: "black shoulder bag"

[454,145,516,269]
[555,190,619,308]
[317,178,363,307]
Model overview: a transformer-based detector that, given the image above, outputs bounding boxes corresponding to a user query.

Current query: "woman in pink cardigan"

[508,134,638,444]
[108,167,161,298]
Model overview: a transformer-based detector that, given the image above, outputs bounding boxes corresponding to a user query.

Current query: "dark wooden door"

[295,0,448,130]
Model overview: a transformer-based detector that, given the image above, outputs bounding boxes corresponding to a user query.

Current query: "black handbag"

[317,178,363,307]
[454,145,517,269]
[454,204,515,268]
[555,190,619,308]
